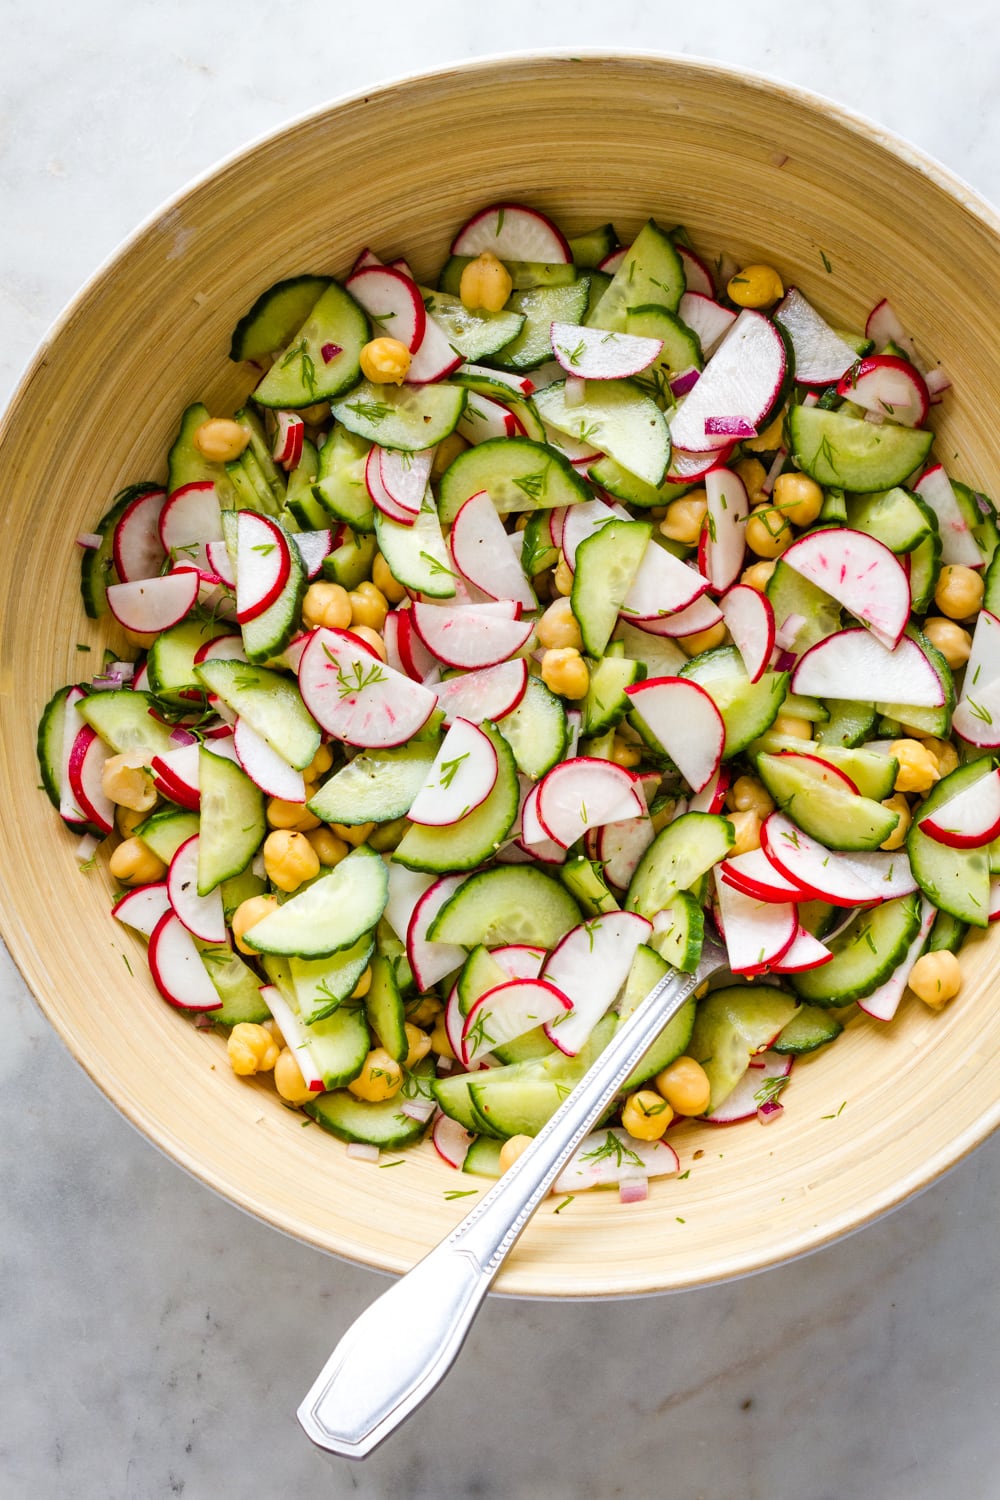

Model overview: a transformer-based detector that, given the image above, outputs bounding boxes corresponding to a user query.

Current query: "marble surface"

[3,3,1000,1496]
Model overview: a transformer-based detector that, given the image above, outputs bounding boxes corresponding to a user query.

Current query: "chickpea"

[305,826,350,867]
[536,596,583,652]
[746,502,794,558]
[659,491,707,545]
[302,580,352,631]
[263,829,320,892]
[553,555,573,596]
[273,1046,314,1105]
[359,336,411,385]
[350,625,387,661]
[372,552,407,605]
[650,798,676,834]
[772,471,824,527]
[499,1134,533,1173]
[921,737,959,778]
[934,564,984,620]
[431,1016,456,1061]
[408,994,442,1028]
[348,580,388,632]
[305,743,334,780]
[227,1022,280,1076]
[771,714,813,740]
[741,559,776,593]
[879,793,911,852]
[116,804,147,839]
[267,797,322,832]
[351,966,373,1000]
[329,821,377,847]
[728,808,762,855]
[728,774,775,818]
[540,647,590,700]
[431,430,469,478]
[680,621,728,655]
[459,251,513,313]
[231,893,280,954]
[742,407,787,453]
[101,750,157,813]
[194,417,250,464]
[890,739,940,795]
[907,949,962,1008]
[734,457,767,506]
[621,1089,674,1141]
[655,1056,711,1117]
[404,1022,433,1068]
[610,737,642,769]
[367,816,408,851]
[108,837,167,886]
[348,1047,403,1102]
[922,617,972,669]
[727,264,784,309]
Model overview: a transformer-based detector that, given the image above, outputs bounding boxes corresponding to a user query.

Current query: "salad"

[37,201,1000,1203]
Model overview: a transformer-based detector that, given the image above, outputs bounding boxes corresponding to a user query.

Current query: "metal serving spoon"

[297,930,727,1460]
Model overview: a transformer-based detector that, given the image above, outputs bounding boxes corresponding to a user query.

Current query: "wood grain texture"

[2,54,1000,1297]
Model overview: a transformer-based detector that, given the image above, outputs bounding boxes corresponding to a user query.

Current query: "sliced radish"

[450,492,536,609]
[159,480,225,565]
[858,898,936,1021]
[542,912,652,1056]
[714,869,797,974]
[839,848,918,901]
[491,943,547,980]
[598,812,655,891]
[720,848,807,903]
[193,632,247,666]
[67,724,115,835]
[780,528,910,649]
[411,603,532,670]
[148,910,222,1011]
[958,610,1000,700]
[298,626,437,747]
[365,446,419,525]
[345,264,426,353]
[461,978,571,1066]
[406,874,467,991]
[406,310,464,385]
[432,1112,475,1170]
[719,585,775,684]
[678,246,715,297]
[914,465,984,568]
[458,390,521,444]
[272,411,305,469]
[458,363,535,396]
[150,741,202,810]
[624,678,724,793]
[535,758,645,849]
[379,447,435,515]
[668,310,787,454]
[395,608,441,682]
[953,676,1000,746]
[550,321,662,380]
[791,628,945,708]
[770,927,833,973]
[836,354,929,428]
[552,1127,678,1193]
[599,247,628,274]
[167,835,227,943]
[620,542,709,621]
[627,592,724,639]
[667,444,735,483]
[235,511,292,624]
[702,1052,792,1124]
[205,538,237,588]
[517,782,568,865]
[865,298,921,364]
[261,983,324,1092]
[766,749,858,795]
[435,658,528,725]
[677,292,736,356]
[443,983,468,1064]
[233,718,307,802]
[451,203,571,264]
[688,764,730,815]
[112,882,171,937]
[561,497,626,568]
[383,864,434,945]
[406,719,499,827]
[701,466,750,593]
[759,812,883,905]
[773,287,860,385]
[112,486,167,582]
[921,766,1000,848]
[106,569,200,633]
[542,424,604,467]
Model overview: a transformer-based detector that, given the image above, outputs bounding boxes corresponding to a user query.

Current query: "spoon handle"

[298,934,725,1460]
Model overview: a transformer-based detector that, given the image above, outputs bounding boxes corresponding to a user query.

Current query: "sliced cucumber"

[925,909,969,955]
[78,690,176,757]
[432,1071,496,1136]
[462,1136,505,1177]
[219,867,266,921]
[491,279,591,372]
[322,529,378,590]
[392,723,519,872]
[240,525,306,664]
[569,224,617,267]
[438,258,579,295]
[147,620,237,705]
[765,557,842,656]
[558,856,621,918]
[36,684,73,810]
[626,811,734,919]
[420,286,524,360]
[647,890,704,973]
[678,647,789,757]
[136,808,200,864]
[907,758,995,926]
[787,405,933,493]
[875,626,955,738]
[167,402,239,507]
[438,436,590,523]
[229,274,331,363]
[756,752,899,850]
[197,748,266,894]
[587,219,685,327]
[308,739,440,825]
[195,940,271,1026]
[587,455,690,510]
[908,527,943,615]
[234,406,287,510]
[81,482,162,619]
[771,1004,844,1055]
[750,737,898,801]
[302,1004,373,1090]
[625,304,703,406]
[304,1057,435,1147]
[290,935,376,1024]
[582,653,646,736]
[428,865,581,949]
[281,438,324,532]
[331,381,466,452]
[845,487,933,554]
[496,673,568,779]
[688,984,800,1112]
[534,380,669,488]
[790,895,922,1004]
[613,621,688,678]
[571,519,652,659]
[520,510,559,575]
[253,281,368,408]
[312,423,374,530]
[364,952,409,1062]
[815,699,878,748]
[617,942,696,1089]
[244,843,388,957]
[194,658,320,769]
[466,1019,616,1137]
[373,494,457,599]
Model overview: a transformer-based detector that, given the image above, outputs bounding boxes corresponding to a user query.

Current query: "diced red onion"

[773,648,797,673]
[705,415,757,438]
[618,1174,649,1204]
[669,367,701,398]
[74,832,100,862]
[924,367,951,400]
[90,672,123,692]
[974,491,995,519]
[761,445,788,496]
[194,1013,215,1030]
[169,726,198,747]
[321,342,343,364]
[774,612,805,651]
[399,1097,436,1123]
[346,1141,381,1163]
[757,1100,785,1125]
[436,1057,454,1075]
[110,660,135,682]
[563,375,586,408]
[76,532,103,550]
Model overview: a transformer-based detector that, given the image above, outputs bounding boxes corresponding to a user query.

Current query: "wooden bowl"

[3,53,999,1297]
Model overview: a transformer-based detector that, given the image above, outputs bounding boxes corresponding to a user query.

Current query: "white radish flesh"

[451,202,571,263]
[913,465,983,568]
[112,487,167,582]
[542,912,652,1055]
[67,725,115,835]
[233,718,307,803]
[406,719,500,827]
[235,511,292,624]
[461,978,571,1066]
[148,911,222,1011]
[719,584,775,684]
[260,984,324,1092]
[552,1127,677,1193]
[703,1052,792,1124]
[836,354,929,427]
[770,927,833,973]
[759,811,884,905]
[791,628,945,708]
[702,466,750,594]
[781,528,911,649]
[406,874,468,992]
[345,265,426,353]
[106,570,200,634]
[432,1112,475,1169]
[410,603,532,669]
[112,882,171,937]
[449,492,536,608]
[620,543,709,621]
[167,835,227,943]
[858,899,936,1021]
[535,758,645,848]
[379,447,435,514]
[920,766,1000,848]
[624,678,724,793]
[298,627,438,747]
[550,321,662,380]
[435,659,528,724]
[677,292,735,356]
[773,287,859,385]
[714,869,797,974]
[668,310,787,454]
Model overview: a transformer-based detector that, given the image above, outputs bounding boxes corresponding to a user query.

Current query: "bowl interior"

[3,53,1000,1296]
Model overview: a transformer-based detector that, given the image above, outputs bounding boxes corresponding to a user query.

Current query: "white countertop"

[4,4,1000,1496]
